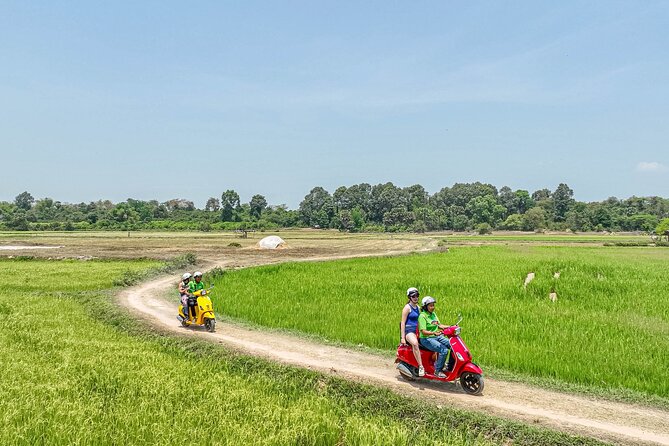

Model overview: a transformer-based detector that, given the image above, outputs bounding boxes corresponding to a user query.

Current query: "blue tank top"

[405,304,420,334]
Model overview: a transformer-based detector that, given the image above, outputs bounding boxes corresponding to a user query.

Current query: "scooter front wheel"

[460,372,484,395]
[204,318,216,333]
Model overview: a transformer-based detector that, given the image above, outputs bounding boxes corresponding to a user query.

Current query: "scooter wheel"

[396,362,416,381]
[204,318,216,333]
[460,372,484,395]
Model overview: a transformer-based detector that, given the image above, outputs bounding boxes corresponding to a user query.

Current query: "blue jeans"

[419,335,451,372]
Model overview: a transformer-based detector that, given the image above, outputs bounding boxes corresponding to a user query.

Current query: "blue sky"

[1,1,668,208]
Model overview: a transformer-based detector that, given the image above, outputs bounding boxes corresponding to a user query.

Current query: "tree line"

[2,183,669,234]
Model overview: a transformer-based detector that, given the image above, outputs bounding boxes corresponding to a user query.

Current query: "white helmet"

[421,296,436,307]
[406,287,419,297]
[182,272,192,281]
[193,271,203,278]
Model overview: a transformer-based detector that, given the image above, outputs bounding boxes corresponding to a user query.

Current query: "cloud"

[635,161,668,173]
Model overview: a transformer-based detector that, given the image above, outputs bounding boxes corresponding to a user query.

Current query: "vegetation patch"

[211,245,669,404]
[0,258,602,445]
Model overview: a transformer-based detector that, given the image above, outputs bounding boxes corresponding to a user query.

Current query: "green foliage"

[14,191,35,211]
[552,183,574,222]
[212,246,669,402]
[476,223,493,234]
[502,214,525,231]
[2,183,668,234]
[300,187,335,227]
[656,218,669,236]
[524,207,547,231]
[249,194,268,220]
[164,252,197,270]
[0,258,599,446]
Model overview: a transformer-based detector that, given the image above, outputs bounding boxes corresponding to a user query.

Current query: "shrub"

[476,223,492,235]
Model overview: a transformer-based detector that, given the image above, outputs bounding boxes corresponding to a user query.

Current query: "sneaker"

[418,366,425,377]
[435,371,446,378]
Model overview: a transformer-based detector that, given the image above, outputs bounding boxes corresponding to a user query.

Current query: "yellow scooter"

[177,286,216,332]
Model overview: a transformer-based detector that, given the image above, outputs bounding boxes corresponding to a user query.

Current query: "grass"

[441,234,651,244]
[0,258,601,445]
[210,245,669,404]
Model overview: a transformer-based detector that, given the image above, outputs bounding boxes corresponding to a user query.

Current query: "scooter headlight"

[454,327,461,336]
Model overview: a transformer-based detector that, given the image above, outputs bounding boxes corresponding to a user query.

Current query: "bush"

[476,223,492,235]
[362,224,385,233]
[112,270,143,287]
[166,253,197,270]
[228,242,242,248]
[207,267,226,280]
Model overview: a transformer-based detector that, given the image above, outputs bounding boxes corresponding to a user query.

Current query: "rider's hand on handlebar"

[400,338,407,345]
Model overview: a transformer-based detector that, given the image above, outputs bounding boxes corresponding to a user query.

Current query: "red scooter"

[396,315,484,395]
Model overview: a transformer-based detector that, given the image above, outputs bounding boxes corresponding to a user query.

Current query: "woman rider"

[400,287,425,377]
[179,272,192,320]
[418,296,451,378]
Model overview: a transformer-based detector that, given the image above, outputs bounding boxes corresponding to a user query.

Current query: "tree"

[590,204,612,229]
[220,190,241,222]
[369,183,407,223]
[565,202,590,231]
[403,184,429,210]
[299,187,334,227]
[465,195,505,226]
[655,218,669,238]
[524,207,547,231]
[249,194,268,220]
[452,214,469,231]
[350,207,365,231]
[552,183,574,222]
[338,183,372,214]
[625,214,658,232]
[513,190,534,214]
[431,182,498,210]
[14,191,35,211]
[531,188,551,202]
[382,207,415,229]
[332,186,350,212]
[498,186,515,213]
[164,199,195,212]
[336,210,353,232]
[205,197,220,212]
[7,211,29,230]
[501,214,525,231]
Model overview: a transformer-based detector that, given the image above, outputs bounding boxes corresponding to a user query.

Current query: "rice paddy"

[0,258,593,445]
[211,245,669,400]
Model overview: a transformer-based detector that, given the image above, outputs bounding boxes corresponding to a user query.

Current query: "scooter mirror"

[456,313,463,325]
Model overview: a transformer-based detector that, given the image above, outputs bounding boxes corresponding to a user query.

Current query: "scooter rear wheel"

[460,372,484,395]
[396,361,416,381]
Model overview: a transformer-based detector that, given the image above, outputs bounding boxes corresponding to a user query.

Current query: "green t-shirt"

[189,280,205,294]
[418,311,440,338]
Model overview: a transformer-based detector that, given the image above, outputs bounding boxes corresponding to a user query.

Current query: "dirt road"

[118,249,669,446]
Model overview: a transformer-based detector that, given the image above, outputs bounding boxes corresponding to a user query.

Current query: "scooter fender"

[201,310,215,320]
[461,362,483,375]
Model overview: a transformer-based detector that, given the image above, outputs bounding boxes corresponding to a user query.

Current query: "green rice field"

[212,245,669,401]
[0,258,595,445]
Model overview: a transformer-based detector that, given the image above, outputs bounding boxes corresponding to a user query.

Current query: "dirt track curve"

[118,250,669,446]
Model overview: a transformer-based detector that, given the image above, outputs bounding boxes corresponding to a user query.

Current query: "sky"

[1,1,668,208]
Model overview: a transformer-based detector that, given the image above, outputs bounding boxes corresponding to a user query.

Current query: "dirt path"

[118,248,669,446]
